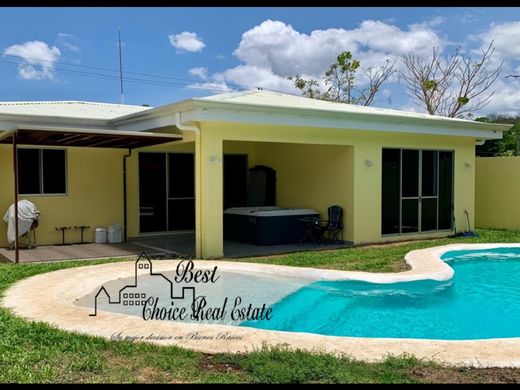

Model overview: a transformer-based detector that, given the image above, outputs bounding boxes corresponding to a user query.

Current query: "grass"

[1,228,520,383]
[238,228,520,272]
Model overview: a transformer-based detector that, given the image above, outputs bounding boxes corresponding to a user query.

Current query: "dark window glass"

[224,154,248,209]
[167,153,195,231]
[438,151,454,230]
[139,153,167,233]
[422,150,438,197]
[402,199,419,233]
[168,199,195,230]
[168,153,194,198]
[42,149,66,194]
[382,149,400,234]
[402,149,419,197]
[17,149,40,195]
[421,198,438,231]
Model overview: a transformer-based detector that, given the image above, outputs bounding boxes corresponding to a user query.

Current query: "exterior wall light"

[365,159,374,167]
[464,161,472,168]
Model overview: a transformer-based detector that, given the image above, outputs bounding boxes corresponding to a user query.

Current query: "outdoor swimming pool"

[74,247,520,340]
[8,244,520,366]
[243,247,520,340]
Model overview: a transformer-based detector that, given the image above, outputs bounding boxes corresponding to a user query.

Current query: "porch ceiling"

[0,125,181,149]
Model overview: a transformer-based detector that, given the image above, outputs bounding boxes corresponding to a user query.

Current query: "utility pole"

[118,27,124,104]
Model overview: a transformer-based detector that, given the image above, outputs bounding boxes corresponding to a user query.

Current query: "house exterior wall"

[475,156,520,231]
[252,142,354,242]
[0,122,477,260]
[196,121,476,258]
[0,144,125,247]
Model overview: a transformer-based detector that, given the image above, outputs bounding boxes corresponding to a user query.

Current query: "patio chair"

[311,205,344,244]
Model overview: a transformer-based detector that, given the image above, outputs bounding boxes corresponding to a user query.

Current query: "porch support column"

[12,131,19,264]
[195,131,202,258]
[196,128,223,259]
[352,142,382,244]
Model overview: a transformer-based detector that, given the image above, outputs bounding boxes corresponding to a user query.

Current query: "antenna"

[118,27,124,104]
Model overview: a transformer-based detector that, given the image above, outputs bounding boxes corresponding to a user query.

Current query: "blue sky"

[1,7,520,115]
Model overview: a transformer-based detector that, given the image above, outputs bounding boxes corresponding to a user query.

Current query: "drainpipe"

[174,112,202,258]
[174,112,200,133]
[123,148,132,242]
[476,139,486,146]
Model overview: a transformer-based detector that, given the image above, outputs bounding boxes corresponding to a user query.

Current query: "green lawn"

[1,228,520,383]
[240,228,520,272]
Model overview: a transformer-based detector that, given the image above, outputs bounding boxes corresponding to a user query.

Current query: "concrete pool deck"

[3,243,520,368]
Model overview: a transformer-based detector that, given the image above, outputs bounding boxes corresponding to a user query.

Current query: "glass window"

[382,148,453,236]
[438,151,454,230]
[17,149,40,195]
[421,150,438,197]
[421,198,438,231]
[381,149,400,235]
[17,148,66,195]
[402,149,419,197]
[401,199,419,233]
[168,153,194,198]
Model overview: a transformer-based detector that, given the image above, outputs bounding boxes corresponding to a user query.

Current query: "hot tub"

[224,207,320,245]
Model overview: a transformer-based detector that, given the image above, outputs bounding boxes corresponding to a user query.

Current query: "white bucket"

[94,227,107,244]
[107,224,122,244]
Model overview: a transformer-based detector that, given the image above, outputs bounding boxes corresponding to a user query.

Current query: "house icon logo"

[89,251,196,317]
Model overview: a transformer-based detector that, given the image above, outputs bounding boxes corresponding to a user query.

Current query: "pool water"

[76,269,313,326]
[242,247,520,340]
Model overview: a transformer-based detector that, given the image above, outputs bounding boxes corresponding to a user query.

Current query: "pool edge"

[3,242,520,368]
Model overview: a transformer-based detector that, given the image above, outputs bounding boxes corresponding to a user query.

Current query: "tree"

[400,42,503,118]
[475,114,520,157]
[288,51,395,106]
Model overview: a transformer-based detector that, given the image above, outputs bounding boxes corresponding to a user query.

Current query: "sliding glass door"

[382,148,453,236]
[139,152,195,233]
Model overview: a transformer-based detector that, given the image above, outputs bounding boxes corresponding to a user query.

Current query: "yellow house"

[0,91,511,259]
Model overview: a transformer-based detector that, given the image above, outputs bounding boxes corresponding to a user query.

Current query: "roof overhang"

[0,125,182,149]
[112,98,512,140]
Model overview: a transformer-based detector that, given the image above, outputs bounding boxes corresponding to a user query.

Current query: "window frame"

[17,147,68,196]
[381,147,454,237]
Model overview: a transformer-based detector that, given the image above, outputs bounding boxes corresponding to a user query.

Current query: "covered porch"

[0,125,352,263]
[0,125,182,263]
[0,232,350,263]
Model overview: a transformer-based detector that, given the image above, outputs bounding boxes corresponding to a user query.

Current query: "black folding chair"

[312,205,344,244]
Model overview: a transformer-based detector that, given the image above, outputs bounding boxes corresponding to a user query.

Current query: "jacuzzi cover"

[224,207,319,217]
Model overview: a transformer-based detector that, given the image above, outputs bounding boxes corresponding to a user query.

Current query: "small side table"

[298,217,321,245]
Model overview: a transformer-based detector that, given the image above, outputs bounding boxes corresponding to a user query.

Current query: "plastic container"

[107,223,122,244]
[94,227,107,244]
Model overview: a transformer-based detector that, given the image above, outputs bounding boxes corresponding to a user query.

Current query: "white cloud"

[168,31,205,53]
[187,81,235,93]
[188,67,208,80]
[471,20,520,61]
[56,32,80,52]
[410,16,445,29]
[465,20,520,115]
[3,40,61,80]
[477,78,520,116]
[200,19,445,95]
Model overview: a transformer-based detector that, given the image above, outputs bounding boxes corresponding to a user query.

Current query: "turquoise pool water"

[242,247,520,340]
